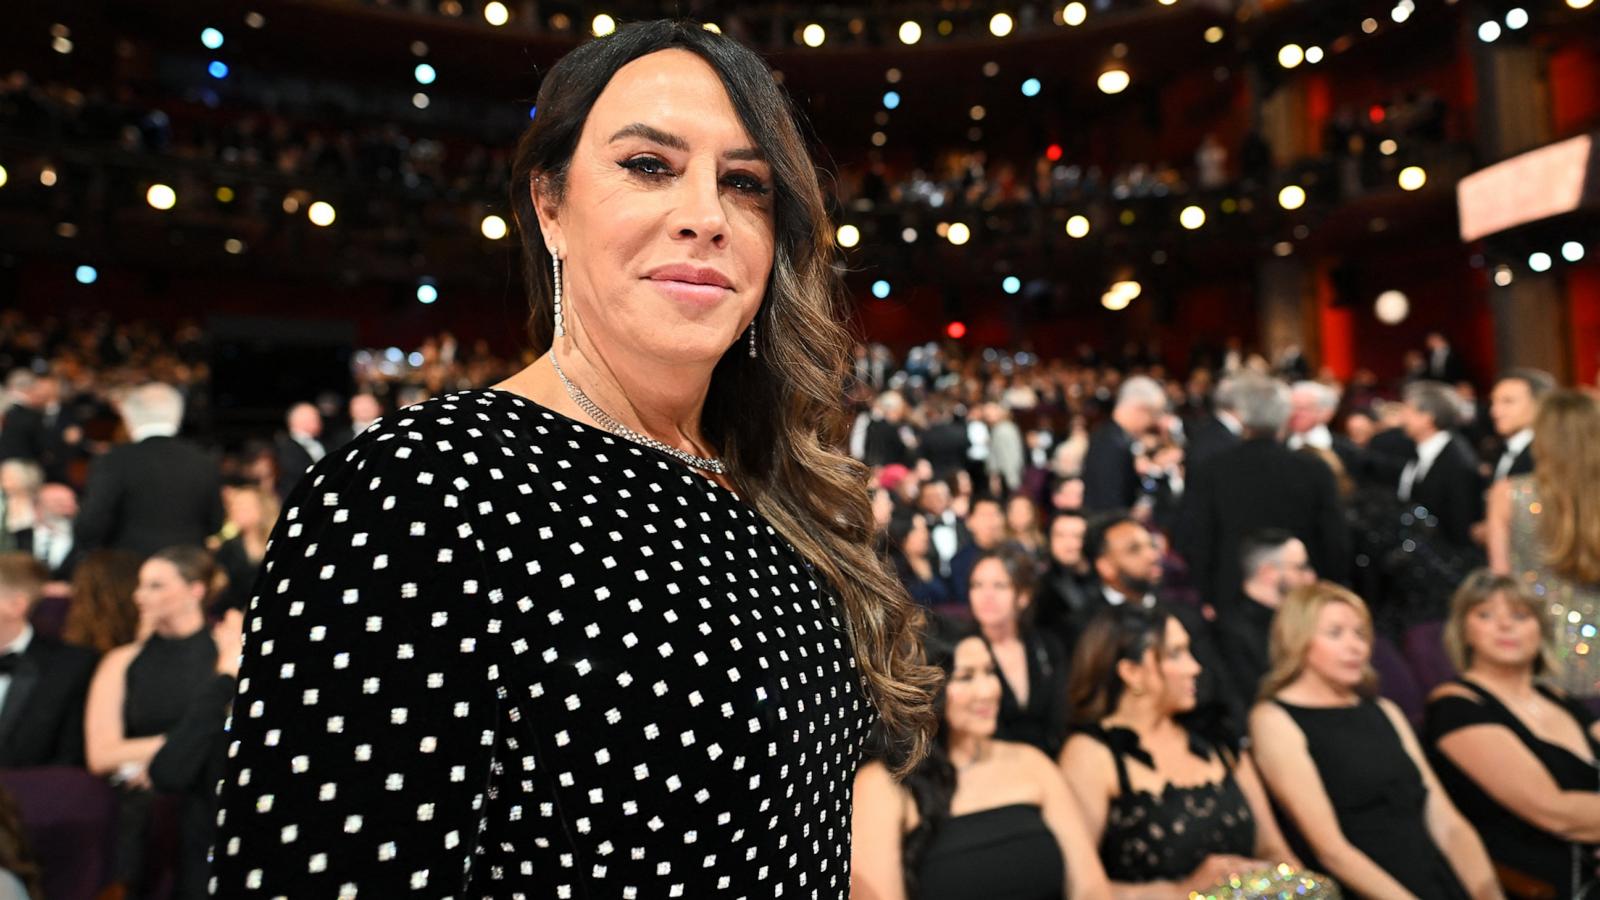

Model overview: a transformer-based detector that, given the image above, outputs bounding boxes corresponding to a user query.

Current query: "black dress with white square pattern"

[210,388,876,898]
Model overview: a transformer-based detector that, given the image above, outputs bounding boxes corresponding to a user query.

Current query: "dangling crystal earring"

[550,251,565,339]
[747,319,757,358]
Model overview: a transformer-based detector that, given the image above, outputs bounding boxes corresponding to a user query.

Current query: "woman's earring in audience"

[747,318,757,359]
[550,250,565,339]
[1129,684,1145,697]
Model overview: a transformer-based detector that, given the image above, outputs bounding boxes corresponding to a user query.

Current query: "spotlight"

[1278,185,1306,210]
[1505,8,1529,29]
[1478,21,1502,42]
[970,105,986,121]
[245,11,266,28]
[1002,276,1021,294]
[1305,46,1324,64]
[1398,166,1426,191]
[1569,0,1594,8]
[1529,252,1552,272]
[146,184,176,210]
[1278,44,1304,68]
[1380,139,1398,155]
[872,280,891,299]
[40,167,56,187]
[946,222,971,245]
[1374,290,1410,324]
[481,214,508,240]
[1562,241,1585,262]
[52,37,73,54]
[1064,3,1087,26]
[1045,144,1063,161]
[592,14,616,37]
[414,63,436,84]
[417,283,439,304]
[0,165,7,188]
[308,201,336,226]
[898,21,921,44]
[1362,17,1379,33]
[901,227,917,243]
[1493,265,1514,286]
[871,131,887,147]
[215,186,235,202]
[1180,206,1206,229]
[484,1,510,26]
[886,68,902,83]
[836,224,860,248]
[208,60,229,79]
[883,91,900,109]
[989,13,1014,37]
[201,27,225,49]
[1020,78,1041,97]
[1204,26,1224,43]
[225,238,245,254]
[1097,68,1130,94]
[74,265,97,285]
[1274,241,1294,257]
[412,92,429,109]
[1066,216,1090,238]
[983,61,1000,77]
[946,321,967,339]
[801,23,825,47]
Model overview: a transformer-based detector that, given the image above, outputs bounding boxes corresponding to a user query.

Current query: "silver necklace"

[548,346,727,475]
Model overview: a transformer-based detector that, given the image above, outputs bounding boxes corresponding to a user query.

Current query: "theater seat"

[0,767,116,900]
[1402,620,1458,697]
[1372,634,1425,726]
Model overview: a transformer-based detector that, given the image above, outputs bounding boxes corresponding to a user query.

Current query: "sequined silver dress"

[1510,476,1600,696]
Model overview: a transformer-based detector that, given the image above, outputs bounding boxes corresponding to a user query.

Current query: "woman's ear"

[1114,657,1144,697]
[529,171,565,258]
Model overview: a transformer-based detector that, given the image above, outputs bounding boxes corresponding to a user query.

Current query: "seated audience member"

[918,478,965,579]
[1033,512,1096,649]
[1059,604,1296,895]
[969,549,1069,757]
[1218,530,1318,703]
[888,509,953,610]
[28,482,82,581]
[949,496,1006,606]
[84,547,224,895]
[0,553,98,767]
[60,549,144,653]
[851,627,1110,900]
[1250,582,1500,899]
[1004,494,1047,565]
[1426,571,1600,900]
[211,482,279,613]
[0,460,42,553]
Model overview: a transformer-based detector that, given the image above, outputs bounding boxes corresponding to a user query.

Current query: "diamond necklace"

[548,345,727,475]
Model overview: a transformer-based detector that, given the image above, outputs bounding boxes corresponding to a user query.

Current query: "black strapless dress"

[915,803,1064,900]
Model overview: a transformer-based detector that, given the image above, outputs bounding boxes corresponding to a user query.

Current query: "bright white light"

[224,238,244,254]
[1392,4,1412,23]
[898,21,921,44]
[1478,21,1502,42]
[52,37,73,54]
[483,1,509,26]
[947,222,971,245]
[1562,241,1585,263]
[1569,0,1594,8]
[1098,68,1130,94]
[836,224,860,248]
[1529,252,1553,272]
[1020,78,1041,97]
[1278,44,1304,68]
[480,214,508,240]
[1398,166,1427,191]
[1380,139,1398,155]
[308,201,336,226]
[146,184,176,210]
[74,265,97,285]
[592,14,616,37]
[1305,46,1324,64]
[1493,266,1514,286]
[1180,206,1206,230]
[1065,215,1090,238]
[901,227,917,243]
[883,91,900,109]
[1002,276,1021,294]
[417,283,438,304]
[414,63,436,85]
[872,280,891,299]
[0,165,8,189]
[1102,281,1141,310]
[40,167,57,187]
[1064,3,1087,26]
[1374,290,1410,324]
[1204,26,1224,43]
[1505,8,1529,29]
[1278,185,1307,210]
[801,23,825,47]
[989,13,1014,37]
[412,92,429,109]
[201,27,225,49]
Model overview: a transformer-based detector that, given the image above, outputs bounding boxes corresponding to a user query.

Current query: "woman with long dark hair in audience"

[83,546,226,897]
[970,548,1069,757]
[1005,494,1047,565]
[852,626,1109,900]
[1486,389,1600,697]
[1060,604,1295,897]
[60,548,143,652]
[208,482,279,613]
[888,507,953,609]
[1425,570,1600,900]
[1250,582,1501,899]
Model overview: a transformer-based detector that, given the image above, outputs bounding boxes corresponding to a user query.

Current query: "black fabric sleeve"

[149,674,236,793]
[1422,694,1498,743]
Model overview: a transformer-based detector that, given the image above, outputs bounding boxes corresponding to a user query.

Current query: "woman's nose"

[670,164,729,247]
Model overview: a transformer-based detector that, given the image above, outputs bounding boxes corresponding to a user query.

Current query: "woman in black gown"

[1251,581,1501,899]
[1060,605,1296,897]
[852,628,1108,900]
[967,548,1070,757]
[211,20,938,896]
[1426,571,1600,899]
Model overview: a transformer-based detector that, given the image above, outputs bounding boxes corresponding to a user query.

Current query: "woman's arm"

[1486,479,1513,574]
[82,645,165,775]
[1248,702,1421,900]
[1025,746,1110,900]
[1383,701,1504,900]
[1234,750,1301,868]
[1435,721,1600,842]
[849,761,908,900]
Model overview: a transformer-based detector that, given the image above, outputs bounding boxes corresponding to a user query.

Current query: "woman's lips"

[648,278,731,305]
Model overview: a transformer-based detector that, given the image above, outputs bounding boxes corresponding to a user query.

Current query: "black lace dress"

[1083,725,1256,883]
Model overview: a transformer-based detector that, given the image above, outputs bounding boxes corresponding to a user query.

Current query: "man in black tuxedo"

[75,383,225,558]
[1216,530,1318,704]
[0,553,98,767]
[917,398,971,479]
[1399,380,1484,548]
[1031,511,1097,651]
[0,370,49,465]
[1083,375,1165,512]
[1178,375,1351,615]
[1183,375,1244,471]
[274,402,328,501]
[1488,368,1555,482]
[17,483,83,581]
[1286,380,1364,478]
[1424,332,1469,384]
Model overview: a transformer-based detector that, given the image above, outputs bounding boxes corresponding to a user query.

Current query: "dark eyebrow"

[607,122,765,162]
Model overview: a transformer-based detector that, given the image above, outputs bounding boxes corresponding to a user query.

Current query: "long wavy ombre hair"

[1531,390,1600,584]
[509,20,937,772]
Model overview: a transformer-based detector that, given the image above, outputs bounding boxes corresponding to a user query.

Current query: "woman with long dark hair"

[1060,604,1295,897]
[888,507,953,608]
[852,626,1109,900]
[969,548,1069,757]
[212,20,938,895]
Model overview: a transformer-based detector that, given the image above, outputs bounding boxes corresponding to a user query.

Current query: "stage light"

[836,224,860,248]
[801,23,825,47]
[412,93,429,109]
[947,222,971,245]
[1505,8,1529,29]
[883,91,900,109]
[1478,21,1502,42]
[414,63,436,84]
[1204,26,1224,43]
[481,214,508,240]
[201,27,225,49]
[1278,44,1304,68]
[970,105,986,121]
[989,13,1014,37]
[1569,0,1594,9]
[898,21,921,44]
[1493,265,1514,286]
[1066,215,1090,238]
[1374,290,1409,324]
[946,321,967,339]
[245,12,266,28]
[1563,241,1585,262]
[901,227,917,243]
[1101,288,1132,311]
[417,283,438,304]
[872,280,891,299]
[1021,78,1041,97]
[281,194,299,213]
[1362,17,1379,33]
[886,68,902,83]
[225,238,245,254]
[1064,3,1087,26]
[1274,241,1294,257]
[55,222,76,238]
[1046,144,1063,161]
[215,186,235,203]
[146,184,176,210]
[0,165,7,189]
[75,266,97,284]
[208,60,229,79]
[1002,276,1021,294]
[1180,205,1206,229]
[308,201,336,226]
[1306,46,1324,64]
[410,40,428,56]
[592,14,616,36]
[871,131,887,147]
[1380,139,1398,155]
[1529,252,1553,272]
[40,167,57,187]
[1398,166,1426,191]
[1278,185,1306,210]
[484,1,509,26]
[983,61,1000,77]
[52,37,73,55]
[1098,68,1130,94]
[1111,280,1141,301]
[1392,4,1412,23]
[702,22,720,33]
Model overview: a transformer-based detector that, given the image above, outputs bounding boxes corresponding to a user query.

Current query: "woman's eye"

[725,173,771,195]
[621,156,672,177]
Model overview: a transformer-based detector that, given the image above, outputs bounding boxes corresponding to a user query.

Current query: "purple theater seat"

[0,767,116,900]
[1403,620,1458,696]
[28,595,70,641]
[1372,635,1425,726]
